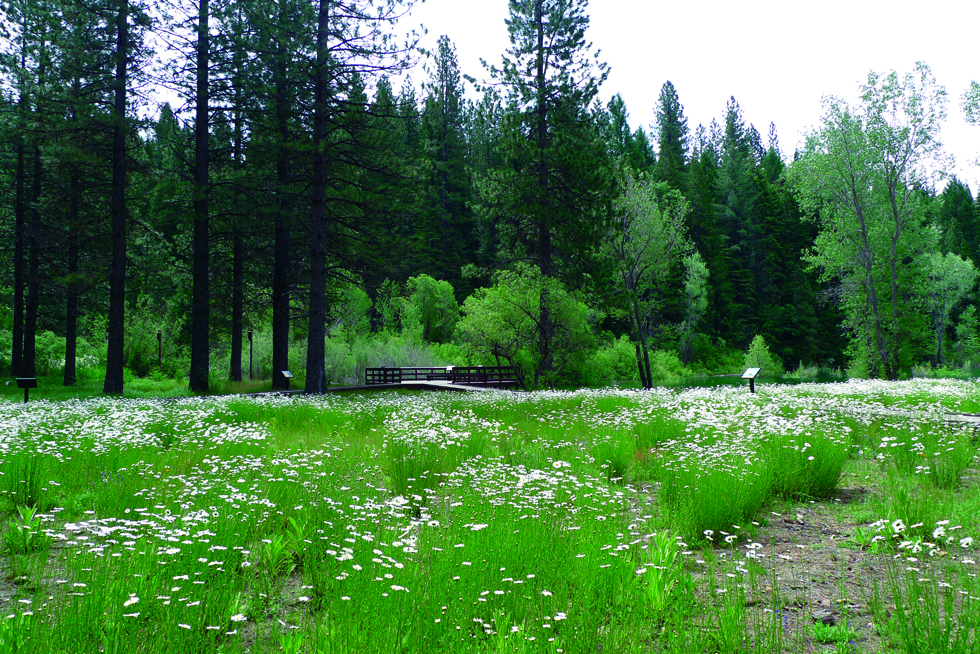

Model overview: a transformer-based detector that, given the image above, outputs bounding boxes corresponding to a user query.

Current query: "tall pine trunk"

[534,0,553,383]
[229,62,244,383]
[64,166,80,386]
[23,144,41,377]
[11,130,25,377]
[305,0,330,394]
[230,233,243,382]
[271,52,291,391]
[189,0,210,393]
[104,0,128,395]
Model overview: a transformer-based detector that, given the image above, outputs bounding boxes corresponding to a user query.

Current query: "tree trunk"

[229,44,244,383]
[631,306,650,390]
[64,167,80,386]
[631,292,653,389]
[189,0,210,393]
[305,0,330,394]
[22,144,41,378]
[852,195,891,379]
[11,131,25,378]
[230,233,243,382]
[271,49,290,391]
[888,185,902,379]
[534,0,554,380]
[103,0,128,395]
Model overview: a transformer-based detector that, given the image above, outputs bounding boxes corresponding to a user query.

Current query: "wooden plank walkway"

[238,380,504,398]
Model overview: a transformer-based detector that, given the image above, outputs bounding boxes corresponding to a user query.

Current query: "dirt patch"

[669,484,901,653]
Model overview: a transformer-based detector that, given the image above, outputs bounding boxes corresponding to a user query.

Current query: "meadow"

[0,379,978,653]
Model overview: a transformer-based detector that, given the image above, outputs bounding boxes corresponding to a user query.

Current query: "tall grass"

[0,380,976,652]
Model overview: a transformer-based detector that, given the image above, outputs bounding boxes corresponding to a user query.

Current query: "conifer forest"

[3,0,980,394]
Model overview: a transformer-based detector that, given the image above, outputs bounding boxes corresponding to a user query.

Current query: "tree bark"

[229,42,244,383]
[534,0,554,380]
[271,46,291,391]
[305,0,330,394]
[189,0,210,393]
[230,233,243,382]
[22,144,41,378]
[11,130,25,378]
[103,0,128,395]
[64,166,80,386]
[631,291,653,389]
[630,304,650,390]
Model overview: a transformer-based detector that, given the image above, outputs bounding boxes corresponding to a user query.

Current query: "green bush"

[587,334,639,386]
[688,335,744,375]
[0,329,11,376]
[456,264,595,389]
[405,274,460,344]
[34,331,66,376]
[648,349,696,381]
[744,334,784,376]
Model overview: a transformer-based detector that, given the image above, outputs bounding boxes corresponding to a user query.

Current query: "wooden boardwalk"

[239,380,506,397]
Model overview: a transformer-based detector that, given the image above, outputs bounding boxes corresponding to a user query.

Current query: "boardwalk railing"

[365,366,452,385]
[450,366,520,388]
[365,366,520,388]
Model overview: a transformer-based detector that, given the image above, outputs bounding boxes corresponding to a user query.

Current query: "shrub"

[405,274,460,344]
[587,334,639,386]
[688,335,744,375]
[0,329,11,376]
[456,264,595,389]
[648,349,696,381]
[744,334,784,376]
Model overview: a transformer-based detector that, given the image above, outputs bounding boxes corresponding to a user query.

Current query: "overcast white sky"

[397,0,980,191]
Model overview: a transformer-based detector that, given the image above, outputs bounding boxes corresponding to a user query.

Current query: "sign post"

[742,367,762,394]
[16,378,38,404]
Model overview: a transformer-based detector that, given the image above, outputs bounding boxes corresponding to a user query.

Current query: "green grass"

[0,379,976,652]
[0,373,303,403]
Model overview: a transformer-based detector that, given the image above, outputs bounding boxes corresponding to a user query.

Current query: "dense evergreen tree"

[480,0,615,383]
[654,81,688,192]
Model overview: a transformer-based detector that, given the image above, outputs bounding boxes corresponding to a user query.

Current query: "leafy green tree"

[954,305,980,366]
[305,0,420,394]
[925,252,977,365]
[790,63,947,378]
[419,36,472,285]
[714,97,760,345]
[679,252,709,364]
[604,169,688,388]
[963,80,980,166]
[405,274,459,343]
[744,334,783,375]
[937,178,978,264]
[603,94,654,173]
[456,264,594,389]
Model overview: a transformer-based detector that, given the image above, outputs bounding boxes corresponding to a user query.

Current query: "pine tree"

[654,81,688,192]
[481,0,615,383]
[304,0,419,394]
[420,36,471,285]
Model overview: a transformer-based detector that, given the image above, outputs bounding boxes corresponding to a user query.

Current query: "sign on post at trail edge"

[742,367,761,394]
[16,378,37,404]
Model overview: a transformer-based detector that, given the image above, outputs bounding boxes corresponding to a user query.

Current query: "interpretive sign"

[742,368,761,393]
